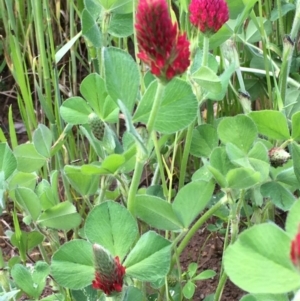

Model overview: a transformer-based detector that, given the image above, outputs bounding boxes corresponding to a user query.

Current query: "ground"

[180,226,245,300]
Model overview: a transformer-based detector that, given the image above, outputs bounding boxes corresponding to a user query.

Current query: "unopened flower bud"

[268,147,290,168]
[167,275,178,287]
[92,244,126,295]
[88,112,105,140]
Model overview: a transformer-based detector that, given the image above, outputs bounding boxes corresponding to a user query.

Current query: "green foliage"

[85,201,138,259]
[124,231,171,282]
[133,79,198,133]
[11,261,50,299]
[224,218,300,293]
[1,0,300,300]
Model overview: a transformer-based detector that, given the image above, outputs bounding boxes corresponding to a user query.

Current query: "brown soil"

[180,226,245,300]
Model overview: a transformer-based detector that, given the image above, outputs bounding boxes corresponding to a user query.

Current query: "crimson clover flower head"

[189,0,229,36]
[92,244,126,295]
[290,228,300,268]
[135,0,190,81]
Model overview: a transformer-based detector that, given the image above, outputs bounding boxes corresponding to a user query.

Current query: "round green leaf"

[80,74,119,123]
[64,165,100,196]
[51,240,94,289]
[8,172,37,200]
[84,0,102,20]
[37,202,81,231]
[124,231,171,282]
[14,144,47,173]
[190,124,218,157]
[192,66,222,94]
[33,124,52,158]
[285,200,300,238]
[99,0,132,13]
[207,165,228,188]
[276,167,299,189]
[11,264,39,299]
[0,143,17,179]
[103,47,139,113]
[80,73,108,117]
[241,293,289,301]
[192,270,216,281]
[224,223,300,294]
[218,115,257,152]
[192,165,213,182]
[134,195,183,231]
[249,158,269,182]
[121,286,144,301]
[210,146,235,176]
[82,8,102,47]
[248,111,290,140]
[85,201,138,260]
[71,285,97,301]
[261,181,296,211]
[248,142,269,162]
[227,0,245,18]
[173,181,215,228]
[292,111,300,140]
[133,79,197,134]
[182,281,196,299]
[108,13,133,37]
[15,187,41,221]
[226,167,260,189]
[245,18,272,43]
[60,97,93,124]
[11,231,44,253]
[226,142,250,167]
[81,154,126,175]
[292,142,300,184]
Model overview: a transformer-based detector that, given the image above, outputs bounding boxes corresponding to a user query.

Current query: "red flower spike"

[135,0,190,81]
[189,0,229,35]
[290,229,300,268]
[92,244,126,295]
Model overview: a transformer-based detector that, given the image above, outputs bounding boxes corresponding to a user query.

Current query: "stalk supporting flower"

[189,0,229,36]
[135,0,190,82]
[92,244,126,295]
[290,228,300,268]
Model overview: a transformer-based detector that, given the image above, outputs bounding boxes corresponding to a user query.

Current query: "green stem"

[290,1,300,41]
[202,35,209,67]
[276,0,284,38]
[127,151,144,215]
[32,0,53,118]
[171,196,228,266]
[147,81,166,136]
[279,2,300,108]
[214,271,228,301]
[97,176,107,205]
[167,133,179,201]
[214,190,243,301]
[279,37,294,108]
[178,119,196,190]
[127,80,166,214]
[151,132,169,198]
[133,0,146,93]
[279,138,293,149]
[178,35,210,189]
[202,36,214,123]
